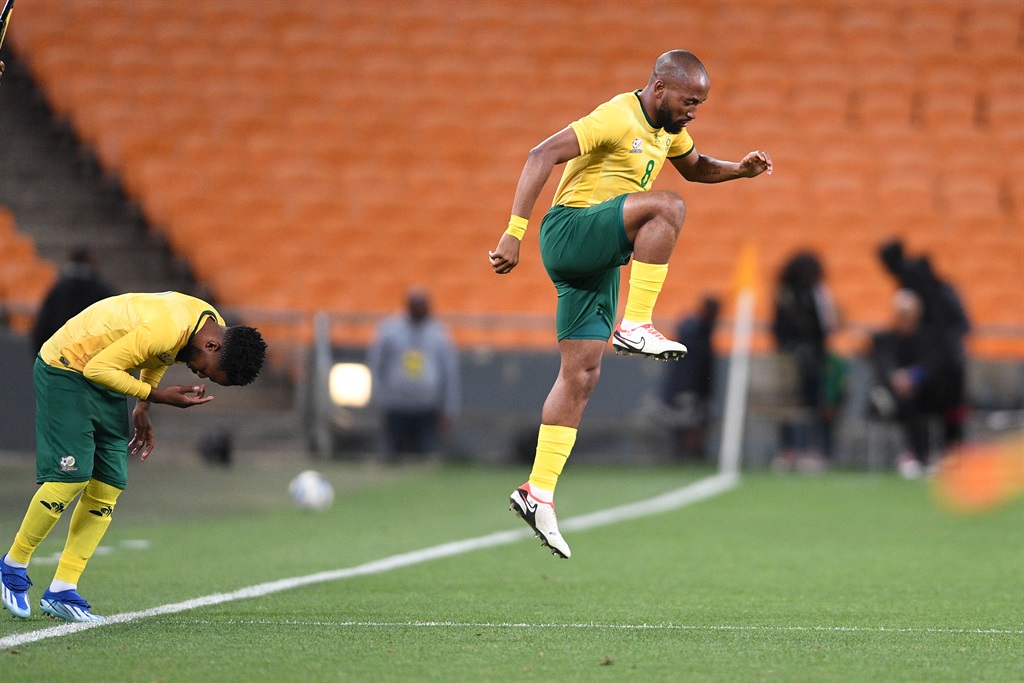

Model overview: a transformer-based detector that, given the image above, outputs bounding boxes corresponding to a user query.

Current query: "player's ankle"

[526,482,554,503]
[618,319,650,332]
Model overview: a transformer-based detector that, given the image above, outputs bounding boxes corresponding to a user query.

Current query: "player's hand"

[739,150,772,177]
[129,402,155,461]
[489,233,521,274]
[149,384,214,408]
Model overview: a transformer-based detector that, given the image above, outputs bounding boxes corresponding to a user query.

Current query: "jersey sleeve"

[668,129,695,158]
[81,319,179,399]
[140,366,169,390]
[569,101,631,156]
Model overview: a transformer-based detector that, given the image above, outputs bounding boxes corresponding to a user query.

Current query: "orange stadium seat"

[876,172,939,218]
[961,3,1024,59]
[986,80,1024,145]
[0,209,58,333]
[834,5,899,58]
[899,4,962,61]
[790,88,850,134]
[852,75,917,129]
[916,61,982,131]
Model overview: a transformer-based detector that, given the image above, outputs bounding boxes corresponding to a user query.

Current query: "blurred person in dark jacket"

[870,289,966,479]
[660,296,719,461]
[878,239,970,462]
[770,251,840,471]
[31,246,117,354]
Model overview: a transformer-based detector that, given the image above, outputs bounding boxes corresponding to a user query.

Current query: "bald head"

[892,289,923,335]
[649,50,709,89]
[639,50,710,134]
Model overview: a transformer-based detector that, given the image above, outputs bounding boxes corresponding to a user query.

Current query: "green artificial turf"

[1,457,1021,682]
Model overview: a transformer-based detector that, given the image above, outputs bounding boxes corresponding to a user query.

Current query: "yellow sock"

[623,260,669,325]
[54,480,123,585]
[8,481,88,565]
[529,424,578,494]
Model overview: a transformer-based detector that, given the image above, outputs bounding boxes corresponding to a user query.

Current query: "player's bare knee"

[658,191,686,229]
[565,363,601,397]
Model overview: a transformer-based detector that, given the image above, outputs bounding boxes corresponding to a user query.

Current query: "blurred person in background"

[367,286,460,461]
[1,292,266,622]
[770,251,841,472]
[660,295,720,461]
[878,239,970,458]
[869,289,966,479]
[31,245,117,354]
[489,49,772,558]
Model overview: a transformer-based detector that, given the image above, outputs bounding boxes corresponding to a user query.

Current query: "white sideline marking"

[0,472,738,651]
[28,540,151,565]
[191,619,1024,636]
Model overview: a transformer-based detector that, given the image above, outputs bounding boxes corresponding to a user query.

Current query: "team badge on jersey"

[629,138,643,154]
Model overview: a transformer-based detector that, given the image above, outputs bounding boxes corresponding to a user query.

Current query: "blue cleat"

[39,589,105,623]
[1,554,32,618]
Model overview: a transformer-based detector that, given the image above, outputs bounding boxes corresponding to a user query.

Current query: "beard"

[656,100,686,134]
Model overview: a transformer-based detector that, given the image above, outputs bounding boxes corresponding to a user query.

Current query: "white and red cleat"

[509,484,571,559]
[612,323,688,361]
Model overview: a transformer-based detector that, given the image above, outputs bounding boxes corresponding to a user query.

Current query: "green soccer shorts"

[34,357,130,490]
[539,194,633,341]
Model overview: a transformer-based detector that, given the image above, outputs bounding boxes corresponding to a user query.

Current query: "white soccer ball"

[288,470,334,511]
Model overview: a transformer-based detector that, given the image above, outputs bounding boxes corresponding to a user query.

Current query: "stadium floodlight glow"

[329,363,372,408]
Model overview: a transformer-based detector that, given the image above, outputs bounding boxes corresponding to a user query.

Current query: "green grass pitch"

[1,456,1021,682]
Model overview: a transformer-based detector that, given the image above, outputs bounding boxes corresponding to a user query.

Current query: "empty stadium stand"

[0,206,55,332]
[2,0,1022,359]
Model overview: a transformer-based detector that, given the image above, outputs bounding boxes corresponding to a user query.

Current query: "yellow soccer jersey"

[553,91,695,208]
[39,292,225,400]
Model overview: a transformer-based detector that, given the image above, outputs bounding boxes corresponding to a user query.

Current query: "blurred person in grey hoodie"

[367,286,460,460]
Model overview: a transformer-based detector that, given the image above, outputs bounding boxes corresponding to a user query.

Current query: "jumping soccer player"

[1,292,267,621]
[489,50,772,558]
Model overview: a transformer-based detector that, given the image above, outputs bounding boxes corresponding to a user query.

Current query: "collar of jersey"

[633,90,662,133]
[187,310,218,345]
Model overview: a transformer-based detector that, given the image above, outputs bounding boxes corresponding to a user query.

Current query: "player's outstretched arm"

[147,384,213,408]
[671,148,772,183]
[489,127,581,275]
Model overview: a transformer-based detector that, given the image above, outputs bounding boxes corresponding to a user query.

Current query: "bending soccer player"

[1,292,267,621]
[489,50,772,558]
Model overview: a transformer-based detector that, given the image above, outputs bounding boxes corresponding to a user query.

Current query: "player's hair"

[221,325,267,386]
